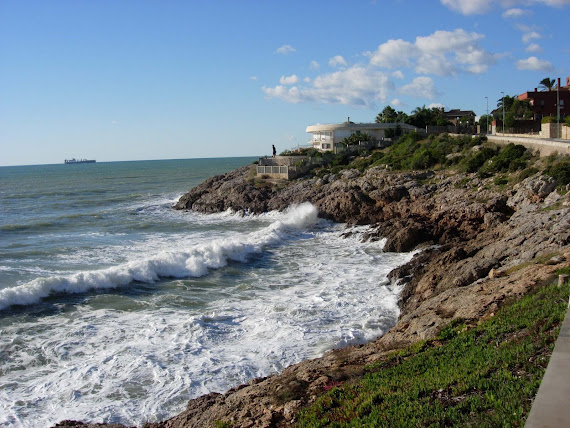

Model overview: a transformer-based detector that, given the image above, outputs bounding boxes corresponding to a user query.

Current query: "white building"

[306,118,419,152]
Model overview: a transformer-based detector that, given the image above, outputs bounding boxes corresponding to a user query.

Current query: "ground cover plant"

[297,278,570,427]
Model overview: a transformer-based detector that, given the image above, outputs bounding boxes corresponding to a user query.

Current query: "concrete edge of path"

[525,296,570,427]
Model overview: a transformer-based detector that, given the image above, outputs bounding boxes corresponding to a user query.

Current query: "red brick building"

[517,77,570,121]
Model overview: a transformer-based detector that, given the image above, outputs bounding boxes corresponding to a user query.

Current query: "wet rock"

[383,223,431,253]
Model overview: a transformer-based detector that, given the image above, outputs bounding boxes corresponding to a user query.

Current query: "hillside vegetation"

[288,133,569,187]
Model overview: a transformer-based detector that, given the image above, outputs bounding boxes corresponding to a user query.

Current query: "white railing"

[256,165,289,175]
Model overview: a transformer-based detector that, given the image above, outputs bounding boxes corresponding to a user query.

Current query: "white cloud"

[392,70,404,79]
[522,31,541,44]
[329,55,348,67]
[502,8,527,18]
[515,56,553,71]
[399,77,439,99]
[309,60,320,70]
[428,103,445,109]
[417,30,495,75]
[304,77,311,83]
[415,54,456,76]
[263,66,393,108]
[279,74,299,85]
[368,39,417,68]
[442,0,570,15]
[536,0,570,6]
[440,0,494,15]
[391,98,406,107]
[275,44,296,55]
[415,29,484,53]
[526,43,542,52]
[455,47,497,73]
[249,76,258,81]
[368,29,495,76]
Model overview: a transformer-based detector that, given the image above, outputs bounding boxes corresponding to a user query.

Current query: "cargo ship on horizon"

[64,158,96,164]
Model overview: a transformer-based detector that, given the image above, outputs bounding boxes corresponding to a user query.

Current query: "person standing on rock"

[272,145,276,157]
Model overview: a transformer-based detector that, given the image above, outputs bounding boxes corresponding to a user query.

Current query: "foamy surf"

[0,203,319,311]
[1,160,415,428]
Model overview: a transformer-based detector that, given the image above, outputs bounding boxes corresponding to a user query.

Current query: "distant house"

[306,118,418,152]
[517,77,570,121]
[442,109,476,125]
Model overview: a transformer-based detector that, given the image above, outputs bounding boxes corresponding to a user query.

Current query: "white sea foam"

[0,203,319,311]
[0,215,413,428]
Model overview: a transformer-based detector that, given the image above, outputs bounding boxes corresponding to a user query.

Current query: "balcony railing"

[256,165,289,175]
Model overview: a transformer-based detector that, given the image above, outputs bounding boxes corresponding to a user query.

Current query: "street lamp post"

[557,79,561,139]
[501,91,505,135]
[485,96,489,135]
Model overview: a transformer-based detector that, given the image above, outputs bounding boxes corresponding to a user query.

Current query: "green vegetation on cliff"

[306,133,569,188]
[297,276,570,427]
[312,133,534,177]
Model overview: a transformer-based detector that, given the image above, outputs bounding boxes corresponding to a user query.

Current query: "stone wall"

[258,156,310,166]
[541,123,569,139]
[487,134,570,156]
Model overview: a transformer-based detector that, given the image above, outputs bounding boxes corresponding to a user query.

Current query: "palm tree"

[539,77,555,91]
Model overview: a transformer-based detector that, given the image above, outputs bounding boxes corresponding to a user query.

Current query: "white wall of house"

[307,121,418,152]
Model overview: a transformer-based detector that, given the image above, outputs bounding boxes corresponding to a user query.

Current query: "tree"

[376,105,409,124]
[494,95,515,120]
[494,96,533,122]
[385,124,402,139]
[341,131,372,146]
[504,112,516,129]
[408,105,449,128]
[478,114,492,132]
[408,105,431,128]
[539,77,555,92]
[395,111,410,124]
[511,98,533,119]
[376,106,397,123]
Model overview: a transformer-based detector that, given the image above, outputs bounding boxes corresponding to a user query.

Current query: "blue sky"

[1,0,569,166]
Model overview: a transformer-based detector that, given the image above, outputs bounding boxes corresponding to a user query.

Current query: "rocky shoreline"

[57,161,570,428]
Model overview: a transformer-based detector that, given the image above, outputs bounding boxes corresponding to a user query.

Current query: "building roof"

[442,109,476,118]
[306,120,418,133]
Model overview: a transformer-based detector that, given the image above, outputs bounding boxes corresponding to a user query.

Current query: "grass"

[297,279,569,427]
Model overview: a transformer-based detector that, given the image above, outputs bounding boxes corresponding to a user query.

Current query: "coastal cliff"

[57,145,570,427]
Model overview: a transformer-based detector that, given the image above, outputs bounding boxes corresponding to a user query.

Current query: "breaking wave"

[0,203,318,311]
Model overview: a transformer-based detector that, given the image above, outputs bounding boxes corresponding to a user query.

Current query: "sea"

[0,158,414,427]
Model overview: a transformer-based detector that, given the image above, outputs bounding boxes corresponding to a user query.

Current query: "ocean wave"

[0,203,319,311]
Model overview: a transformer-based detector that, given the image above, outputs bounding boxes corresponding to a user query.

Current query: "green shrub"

[494,175,509,186]
[461,147,496,173]
[479,144,530,176]
[545,158,570,185]
[542,116,556,123]
[517,167,538,181]
[565,116,570,127]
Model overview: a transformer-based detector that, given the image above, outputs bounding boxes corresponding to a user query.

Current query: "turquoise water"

[0,158,412,427]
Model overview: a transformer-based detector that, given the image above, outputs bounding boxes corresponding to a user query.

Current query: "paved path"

[525,297,570,427]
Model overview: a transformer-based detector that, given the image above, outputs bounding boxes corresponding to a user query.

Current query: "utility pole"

[501,91,505,135]
[485,96,489,135]
[557,77,561,139]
